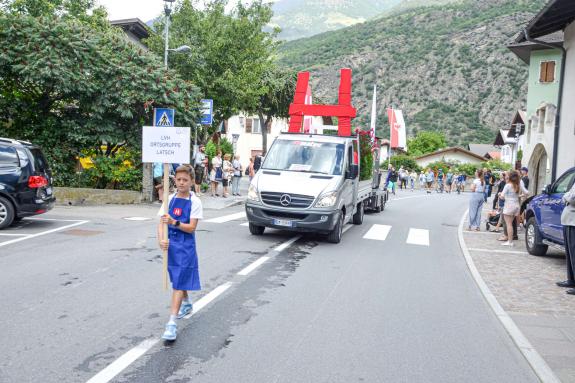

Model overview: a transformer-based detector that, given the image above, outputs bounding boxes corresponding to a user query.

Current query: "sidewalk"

[461,202,575,382]
[198,176,249,210]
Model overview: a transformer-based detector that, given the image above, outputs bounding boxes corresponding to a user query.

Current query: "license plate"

[45,187,52,195]
[273,219,293,227]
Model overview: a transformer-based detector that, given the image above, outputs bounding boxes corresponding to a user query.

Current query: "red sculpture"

[288,68,357,137]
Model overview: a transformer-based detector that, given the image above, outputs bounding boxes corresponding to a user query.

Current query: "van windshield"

[262,140,345,175]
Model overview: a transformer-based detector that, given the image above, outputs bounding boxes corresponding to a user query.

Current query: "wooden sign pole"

[163,163,170,290]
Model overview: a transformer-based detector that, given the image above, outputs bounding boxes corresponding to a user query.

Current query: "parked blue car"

[524,167,575,256]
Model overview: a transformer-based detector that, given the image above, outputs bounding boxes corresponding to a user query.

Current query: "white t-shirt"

[157,192,203,220]
[472,178,484,193]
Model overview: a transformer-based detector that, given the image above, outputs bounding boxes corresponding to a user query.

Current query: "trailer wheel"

[249,223,265,235]
[352,202,364,225]
[327,211,344,244]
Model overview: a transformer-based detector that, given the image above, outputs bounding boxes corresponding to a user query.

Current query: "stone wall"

[54,187,143,205]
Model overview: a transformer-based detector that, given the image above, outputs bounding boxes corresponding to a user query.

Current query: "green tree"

[146,0,278,140]
[382,155,420,172]
[407,131,447,157]
[0,11,200,187]
[251,66,296,155]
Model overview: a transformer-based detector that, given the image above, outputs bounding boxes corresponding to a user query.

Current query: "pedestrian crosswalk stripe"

[205,212,246,223]
[406,228,429,246]
[363,224,392,241]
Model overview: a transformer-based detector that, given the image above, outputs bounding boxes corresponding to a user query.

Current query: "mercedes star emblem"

[280,194,291,206]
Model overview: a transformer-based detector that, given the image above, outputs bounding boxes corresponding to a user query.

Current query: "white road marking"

[363,224,391,241]
[274,235,302,252]
[0,233,29,236]
[406,228,430,246]
[237,256,271,276]
[240,222,249,226]
[204,212,246,223]
[85,338,159,383]
[123,217,153,221]
[0,220,89,248]
[86,282,233,383]
[26,217,86,222]
[467,247,527,255]
[183,282,233,318]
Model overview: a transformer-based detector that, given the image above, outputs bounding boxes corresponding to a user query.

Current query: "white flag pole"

[370,85,377,145]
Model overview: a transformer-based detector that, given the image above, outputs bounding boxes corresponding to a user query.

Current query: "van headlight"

[247,184,260,202]
[315,191,338,208]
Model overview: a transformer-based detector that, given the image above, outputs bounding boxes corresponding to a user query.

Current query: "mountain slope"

[272,0,455,40]
[278,0,546,145]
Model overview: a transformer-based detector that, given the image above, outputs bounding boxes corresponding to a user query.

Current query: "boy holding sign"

[157,165,203,341]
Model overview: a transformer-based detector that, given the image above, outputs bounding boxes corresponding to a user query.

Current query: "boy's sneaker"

[162,322,177,341]
[177,302,193,319]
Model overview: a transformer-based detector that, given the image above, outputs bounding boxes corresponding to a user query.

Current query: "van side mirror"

[346,164,359,179]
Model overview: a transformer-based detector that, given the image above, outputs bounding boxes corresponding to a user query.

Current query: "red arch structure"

[288,68,357,137]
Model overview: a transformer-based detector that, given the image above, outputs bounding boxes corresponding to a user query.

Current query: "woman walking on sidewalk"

[557,181,575,295]
[468,169,485,231]
[497,171,524,246]
[157,165,203,341]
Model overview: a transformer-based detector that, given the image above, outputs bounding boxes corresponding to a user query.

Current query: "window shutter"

[246,118,252,133]
[540,62,547,82]
[546,61,555,82]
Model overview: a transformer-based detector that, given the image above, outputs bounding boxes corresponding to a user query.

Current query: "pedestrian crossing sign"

[153,108,175,127]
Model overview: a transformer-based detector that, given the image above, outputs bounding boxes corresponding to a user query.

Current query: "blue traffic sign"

[200,99,213,125]
[153,108,175,127]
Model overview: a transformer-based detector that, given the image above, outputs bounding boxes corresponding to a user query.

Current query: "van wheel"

[0,196,15,230]
[327,212,344,244]
[525,217,548,256]
[352,202,364,225]
[248,223,265,235]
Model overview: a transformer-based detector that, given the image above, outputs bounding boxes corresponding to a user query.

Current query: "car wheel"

[248,223,265,235]
[352,202,364,225]
[0,196,15,230]
[327,211,344,244]
[525,217,548,256]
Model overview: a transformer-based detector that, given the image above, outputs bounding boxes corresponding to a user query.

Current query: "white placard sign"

[142,126,191,164]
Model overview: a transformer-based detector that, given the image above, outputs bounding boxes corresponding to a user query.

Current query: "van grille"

[260,191,315,208]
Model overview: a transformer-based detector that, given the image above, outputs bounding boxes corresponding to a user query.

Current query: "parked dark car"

[524,167,575,256]
[0,138,55,229]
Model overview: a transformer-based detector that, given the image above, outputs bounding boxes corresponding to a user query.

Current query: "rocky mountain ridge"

[279,0,546,145]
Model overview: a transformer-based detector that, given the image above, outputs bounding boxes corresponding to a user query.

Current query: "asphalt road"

[0,190,540,383]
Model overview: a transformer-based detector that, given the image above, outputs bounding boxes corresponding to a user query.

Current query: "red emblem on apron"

[173,208,182,217]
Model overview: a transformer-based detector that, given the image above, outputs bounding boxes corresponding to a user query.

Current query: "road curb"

[457,209,561,383]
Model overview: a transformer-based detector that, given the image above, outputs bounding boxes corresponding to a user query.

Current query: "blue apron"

[168,196,201,291]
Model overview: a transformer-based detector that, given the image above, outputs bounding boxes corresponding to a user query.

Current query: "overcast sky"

[96,1,275,22]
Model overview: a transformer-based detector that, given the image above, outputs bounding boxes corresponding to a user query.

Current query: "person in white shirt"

[210,150,223,197]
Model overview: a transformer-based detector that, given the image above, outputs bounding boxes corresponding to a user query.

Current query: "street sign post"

[200,99,213,125]
[147,107,185,290]
[154,108,175,127]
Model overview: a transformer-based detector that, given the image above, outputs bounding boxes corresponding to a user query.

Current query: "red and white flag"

[369,85,377,144]
[388,108,406,149]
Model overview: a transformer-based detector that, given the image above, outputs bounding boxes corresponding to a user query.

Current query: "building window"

[539,61,556,83]
[538,108,545,133]
[252,118,261,134]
